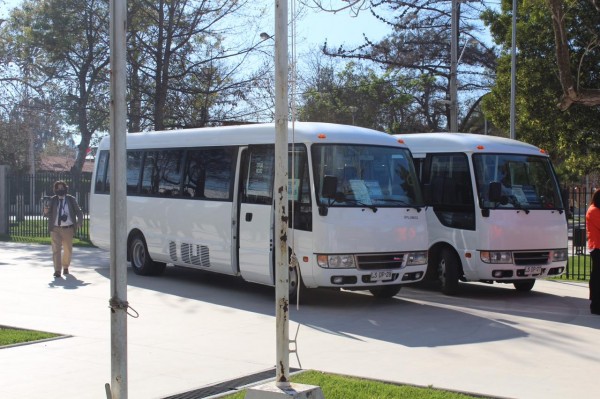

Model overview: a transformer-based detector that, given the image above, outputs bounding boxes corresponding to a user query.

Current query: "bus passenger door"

[237,145,275,285]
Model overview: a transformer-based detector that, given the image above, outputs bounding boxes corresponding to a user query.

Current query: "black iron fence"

[3,171,92,241]
[0,170,594,280]
[565,185,591,281]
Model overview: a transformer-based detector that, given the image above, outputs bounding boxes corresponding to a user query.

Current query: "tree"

[306,0,497,131]
[127,0,270,131]
[299,56,447,132]
[3,0,110,177]
[0,97,67,173]
[547,0,600,109]
[482,0,600,177]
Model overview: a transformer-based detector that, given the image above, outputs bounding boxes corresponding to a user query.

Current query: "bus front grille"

[356,253,404,270]
[513,251,550,265]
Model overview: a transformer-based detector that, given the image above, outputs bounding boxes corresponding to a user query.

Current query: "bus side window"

[94,150,110,194]
[243,146,274,205]
[288,145,311,231]
[126,151,143,195]
[157,150,183,197]
[183,150,204,198]
[141,152,157,195]
[204,148,235,200]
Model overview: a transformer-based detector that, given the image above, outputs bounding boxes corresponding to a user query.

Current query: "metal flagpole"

[510,0,517,140]
[246,3,323,398]
[107,0,128,398]
[449,0,459,132]
[274,0,290,388]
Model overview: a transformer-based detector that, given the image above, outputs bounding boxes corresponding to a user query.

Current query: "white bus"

[90,122,428,298]
[396,133,568,294]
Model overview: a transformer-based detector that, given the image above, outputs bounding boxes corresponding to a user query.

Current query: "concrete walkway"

[0,242,598,399]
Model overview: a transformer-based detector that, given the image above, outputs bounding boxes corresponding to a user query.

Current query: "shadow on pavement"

[14,243,596,348]
[407,279,599,330]
[94,264,530,348]
[48,274,92,289]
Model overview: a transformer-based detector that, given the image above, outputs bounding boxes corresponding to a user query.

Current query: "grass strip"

[222,370,487,399]
[0,326,59,347]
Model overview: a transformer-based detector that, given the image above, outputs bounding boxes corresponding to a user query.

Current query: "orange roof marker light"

[476,145,485,150]
[397,138,405,144]
[317,133,327,139]
[540,148,548,155]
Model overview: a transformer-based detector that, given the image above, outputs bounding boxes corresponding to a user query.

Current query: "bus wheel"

[369,285,401,298]
[288,265,303,302]
[438,248,460,295]
[130,234,165,276]
[514,279,535,292]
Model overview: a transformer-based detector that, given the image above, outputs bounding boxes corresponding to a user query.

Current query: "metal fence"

[3,171,92,241]
[565,185,591,281]
[0,169,593,280]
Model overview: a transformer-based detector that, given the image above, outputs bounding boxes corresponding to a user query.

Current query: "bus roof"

[97,122,404,150]
[395,133,547,158]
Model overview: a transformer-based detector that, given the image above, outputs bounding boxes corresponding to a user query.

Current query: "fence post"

[0,165,8,235]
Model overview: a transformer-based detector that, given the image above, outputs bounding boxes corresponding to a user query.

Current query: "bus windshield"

[473,153,563,210]
[312,144,423,207]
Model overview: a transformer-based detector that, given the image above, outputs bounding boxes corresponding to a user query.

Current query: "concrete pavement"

[0,241,599,399]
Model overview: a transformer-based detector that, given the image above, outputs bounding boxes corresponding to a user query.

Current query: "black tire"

[369,285,402,298]
[438,248,460,295]
[129,234,166,276]
[514,279,535,292]
[288,264,305,303]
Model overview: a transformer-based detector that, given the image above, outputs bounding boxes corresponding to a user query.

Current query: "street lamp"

[450,0,477,133]
[348,106,358,124]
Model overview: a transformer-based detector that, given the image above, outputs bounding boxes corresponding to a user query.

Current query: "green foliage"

[298,61,440,133]
[481,0,600,180]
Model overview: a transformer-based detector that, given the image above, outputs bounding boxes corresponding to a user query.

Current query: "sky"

[293,5,390,53]
[0,0,390,54]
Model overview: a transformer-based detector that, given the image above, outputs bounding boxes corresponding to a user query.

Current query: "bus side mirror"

[322,175,338,199]
[489,181,502,203]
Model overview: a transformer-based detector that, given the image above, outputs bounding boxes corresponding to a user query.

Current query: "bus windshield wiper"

[376,199,423,212]
[342,197,378,213]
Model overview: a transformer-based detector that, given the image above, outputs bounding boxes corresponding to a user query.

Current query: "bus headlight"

[316,254,356,269]
[406,251,427,266]
[552,249,568,262]
[480,251,513,264]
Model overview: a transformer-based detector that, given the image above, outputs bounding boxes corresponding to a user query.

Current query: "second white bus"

[90,122,428,298]
[397,133,568,294]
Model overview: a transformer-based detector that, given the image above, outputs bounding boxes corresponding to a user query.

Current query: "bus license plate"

[371,271,392,282]
[524,266,542,275]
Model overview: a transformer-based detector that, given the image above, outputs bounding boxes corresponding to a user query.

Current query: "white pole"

[450,0,459,132]
[108,0,128,398]
[274,0,290,388]
[510,0,517,140]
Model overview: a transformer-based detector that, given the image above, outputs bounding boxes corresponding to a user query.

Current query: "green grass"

[221,370,486,399]
[2,235,94,247]
[1,219,94,247]
[551,255,591,282]
[0,327,59,347]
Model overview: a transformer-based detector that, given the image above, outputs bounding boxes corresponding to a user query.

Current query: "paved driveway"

[0,242,598,399]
